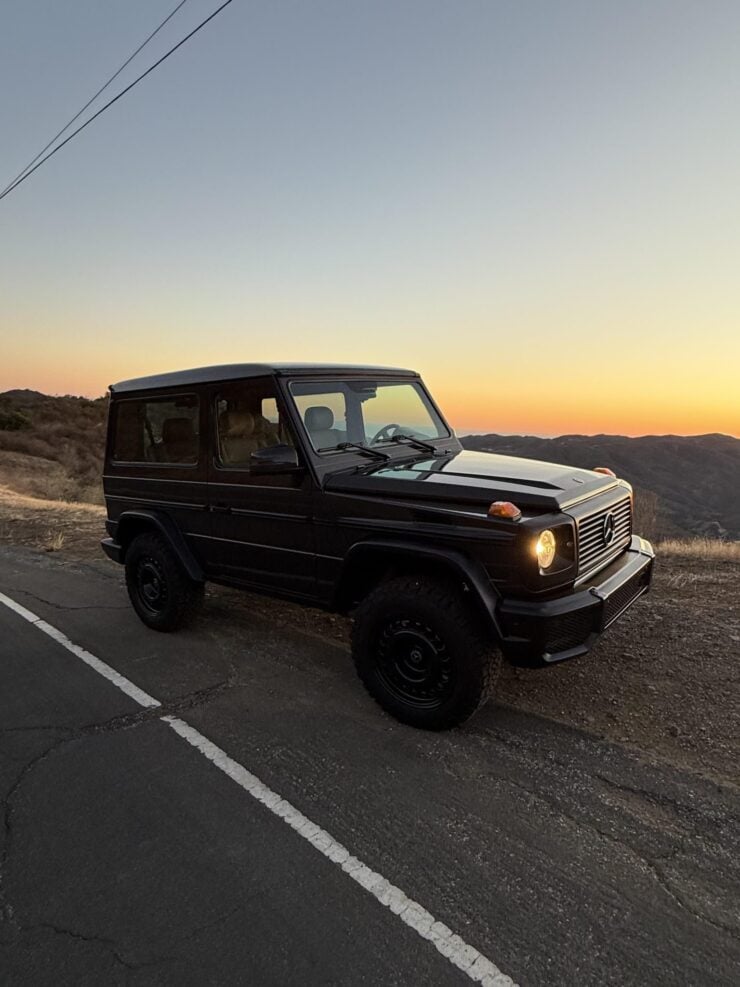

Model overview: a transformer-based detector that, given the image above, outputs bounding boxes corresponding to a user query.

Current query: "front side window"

[113,394,199,464]
[289,379,448,452]
[216,379,293,468]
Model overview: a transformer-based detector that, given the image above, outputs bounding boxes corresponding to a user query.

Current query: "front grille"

[602,566,651,628]
[577,495,632,576]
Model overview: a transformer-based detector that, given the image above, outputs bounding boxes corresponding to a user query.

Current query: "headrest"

[162,417,195,444]
[305,406,334,431]
[223,410,254,437]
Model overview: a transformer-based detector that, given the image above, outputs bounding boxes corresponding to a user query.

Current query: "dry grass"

[657,537,740,561]
[0,483,105,515]
[0,483,105,558]
[43,530,66,552]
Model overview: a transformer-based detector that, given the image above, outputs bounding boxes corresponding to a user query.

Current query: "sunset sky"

[1,1,738,436]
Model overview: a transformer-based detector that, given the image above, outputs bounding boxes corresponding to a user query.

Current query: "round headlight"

[535,529,557,569]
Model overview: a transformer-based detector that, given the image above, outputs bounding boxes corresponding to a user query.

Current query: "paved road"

[0,546,738,986]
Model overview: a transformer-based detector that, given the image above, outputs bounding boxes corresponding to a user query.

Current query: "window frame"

[287,377,451,456]
[110,391,201,468]
[212,377,298,473]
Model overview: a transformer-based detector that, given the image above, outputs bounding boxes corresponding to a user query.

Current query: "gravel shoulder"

[1,485,737,785]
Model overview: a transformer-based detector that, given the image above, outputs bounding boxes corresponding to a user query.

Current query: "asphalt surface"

[0,546,738,986]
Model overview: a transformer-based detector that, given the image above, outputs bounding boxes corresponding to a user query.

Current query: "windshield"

[288,379,449,453]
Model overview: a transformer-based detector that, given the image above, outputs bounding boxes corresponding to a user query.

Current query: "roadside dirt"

[0,484,106,556]
[1,485,738,784]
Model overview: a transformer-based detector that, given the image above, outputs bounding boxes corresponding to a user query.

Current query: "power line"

[0,0,192,197]
[0,0,235,205]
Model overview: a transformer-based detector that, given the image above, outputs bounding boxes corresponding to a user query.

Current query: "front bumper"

[497,535,654,666]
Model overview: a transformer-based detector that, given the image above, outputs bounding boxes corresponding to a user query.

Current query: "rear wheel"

[125,532,203,632]
[351,575,501,730]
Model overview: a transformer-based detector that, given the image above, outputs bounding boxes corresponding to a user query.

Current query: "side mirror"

[250,443,302,474]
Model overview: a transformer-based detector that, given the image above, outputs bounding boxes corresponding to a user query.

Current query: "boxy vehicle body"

[102,363,654,729]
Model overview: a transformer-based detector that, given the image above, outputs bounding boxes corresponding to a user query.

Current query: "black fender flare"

[115,510,204,583]
[334,539,503,639]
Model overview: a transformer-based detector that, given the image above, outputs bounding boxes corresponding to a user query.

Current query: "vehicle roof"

[109,363,419,395]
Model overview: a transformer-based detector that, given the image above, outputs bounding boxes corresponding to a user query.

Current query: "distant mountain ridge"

[459,432,740,540]
[0,389,737,539]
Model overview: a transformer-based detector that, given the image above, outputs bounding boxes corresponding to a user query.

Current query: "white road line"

[0,592,516,987]
[0,591,159,709]
[164,715,515,986]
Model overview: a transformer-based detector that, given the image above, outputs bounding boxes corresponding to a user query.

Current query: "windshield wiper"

[326,441,390,461]
[386,434,441,455]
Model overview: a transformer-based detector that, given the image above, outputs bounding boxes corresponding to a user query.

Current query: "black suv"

[102,363,654,729]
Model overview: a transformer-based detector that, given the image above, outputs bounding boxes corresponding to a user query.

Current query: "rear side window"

[113,394,199,464]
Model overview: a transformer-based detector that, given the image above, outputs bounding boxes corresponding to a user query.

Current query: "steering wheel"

[370,423,401,444]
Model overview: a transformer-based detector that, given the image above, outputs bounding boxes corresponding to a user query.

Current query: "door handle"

[210,503,231,513]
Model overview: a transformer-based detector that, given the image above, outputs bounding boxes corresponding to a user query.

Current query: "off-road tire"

[351,574,502,730]
[125,532,204,632]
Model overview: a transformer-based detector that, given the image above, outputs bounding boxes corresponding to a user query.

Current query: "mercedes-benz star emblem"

[602,512,616,546]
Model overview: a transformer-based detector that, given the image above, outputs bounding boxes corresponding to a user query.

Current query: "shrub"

[0,408,31,431]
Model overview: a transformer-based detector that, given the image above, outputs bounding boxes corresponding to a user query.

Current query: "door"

[205,376,317,599]
[107,389,211,566]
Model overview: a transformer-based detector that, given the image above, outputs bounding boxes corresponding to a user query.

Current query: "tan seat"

[220,410,260,465]
[253,413,280,449]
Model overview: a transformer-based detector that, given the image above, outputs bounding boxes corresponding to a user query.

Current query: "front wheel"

[351,575,501,730]
[125,532,203,632]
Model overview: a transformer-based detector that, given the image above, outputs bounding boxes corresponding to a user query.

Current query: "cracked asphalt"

[1,546,739,986]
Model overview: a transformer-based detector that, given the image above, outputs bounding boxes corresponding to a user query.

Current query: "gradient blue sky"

[1,1,739,435]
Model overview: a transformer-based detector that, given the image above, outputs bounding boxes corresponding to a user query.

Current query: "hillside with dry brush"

[0,389,107,504]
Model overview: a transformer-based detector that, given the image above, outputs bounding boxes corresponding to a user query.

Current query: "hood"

[325,449,618,512]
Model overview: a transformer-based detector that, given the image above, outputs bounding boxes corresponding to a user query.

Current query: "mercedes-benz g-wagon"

[101,363,654,729]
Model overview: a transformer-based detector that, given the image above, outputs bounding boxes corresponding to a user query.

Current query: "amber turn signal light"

[593,467,616,478]
[488,501,522,520]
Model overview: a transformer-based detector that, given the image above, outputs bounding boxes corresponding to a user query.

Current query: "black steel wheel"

[376,618,455,709]
[133,556,169,617]
[352,575,501,730]
[125,532,203,632]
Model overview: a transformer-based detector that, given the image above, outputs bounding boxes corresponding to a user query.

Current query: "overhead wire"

[0,0,235,204]
[0,0,192,197]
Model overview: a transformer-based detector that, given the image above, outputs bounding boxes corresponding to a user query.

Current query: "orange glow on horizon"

[443,395,740,438]
[1,363,737,439]
[1,325,738,439]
